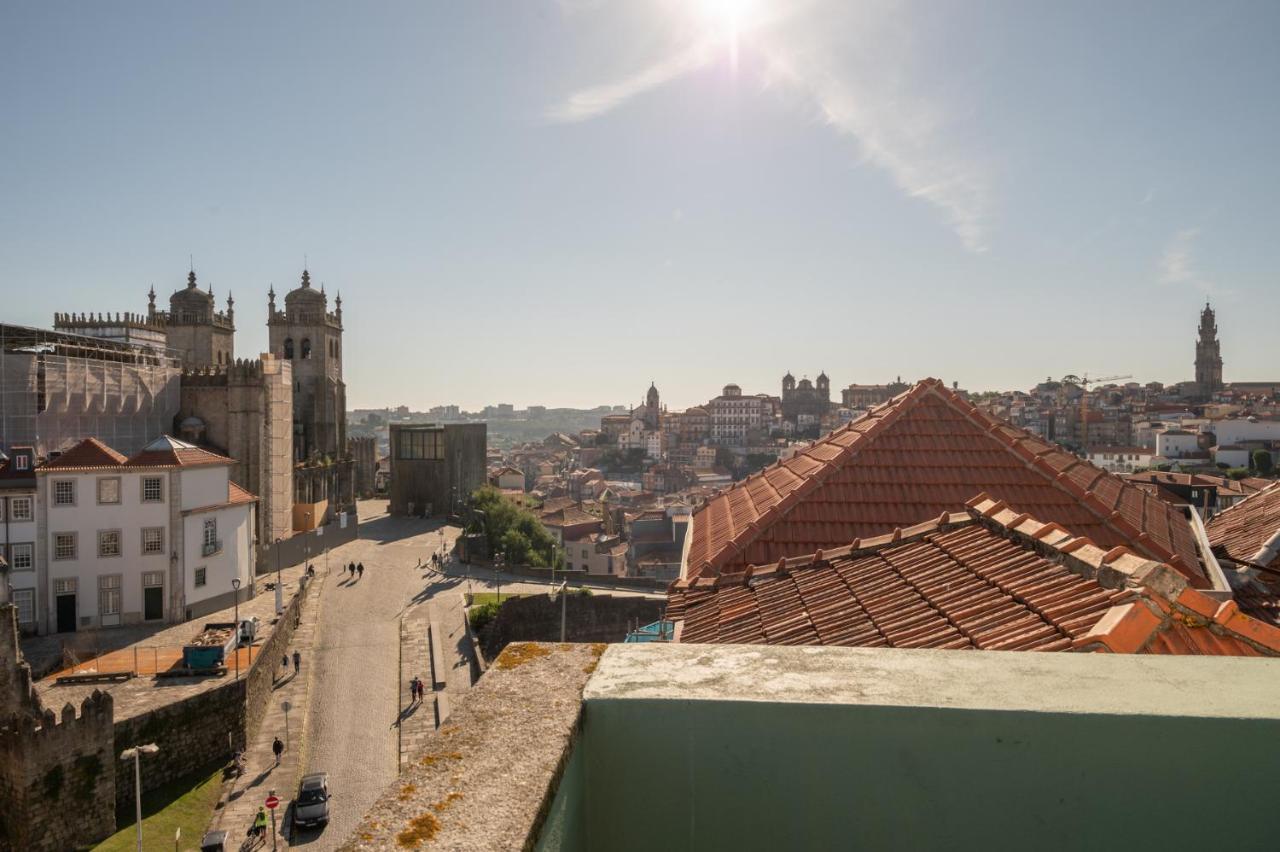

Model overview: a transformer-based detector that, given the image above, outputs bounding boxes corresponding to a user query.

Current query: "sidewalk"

[209,570,326,845]
[397,603,435,770]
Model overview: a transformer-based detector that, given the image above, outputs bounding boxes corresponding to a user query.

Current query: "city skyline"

[4,2,1279,410]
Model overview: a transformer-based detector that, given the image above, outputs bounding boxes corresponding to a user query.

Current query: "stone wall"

[0,604,117,852]
[112,679,245,809]
[478,594,663,660]
[245,572,312,741]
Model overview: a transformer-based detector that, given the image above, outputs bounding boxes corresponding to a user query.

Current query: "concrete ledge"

[339,642,603,851]
[428,621,447,690]
[586,643,1280,719]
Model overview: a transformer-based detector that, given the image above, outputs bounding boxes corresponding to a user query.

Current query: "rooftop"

[686,379,1205,585]
[669,496,1280,654]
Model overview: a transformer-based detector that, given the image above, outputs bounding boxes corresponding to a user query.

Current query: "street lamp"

[231,578,242,680]
[120,743,159,852]
[274,537,283,616]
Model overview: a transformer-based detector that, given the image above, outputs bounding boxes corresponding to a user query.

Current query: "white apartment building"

[1208,416,1280,447]
[709,385,771,446]
[0,447,39,632]
[1086,446,1154,474]
[1155,429,1201,460]
[35,436,256,635]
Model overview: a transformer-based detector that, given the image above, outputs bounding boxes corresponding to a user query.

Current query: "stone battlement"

[54,311,166,329]
[181,354,281,384]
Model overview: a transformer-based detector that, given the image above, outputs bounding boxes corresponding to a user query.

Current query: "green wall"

[539,697,1278,851]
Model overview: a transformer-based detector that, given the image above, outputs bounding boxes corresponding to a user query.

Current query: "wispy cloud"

[547,40,713,123]
[1160,227,1223,295]
[546,1,991,252]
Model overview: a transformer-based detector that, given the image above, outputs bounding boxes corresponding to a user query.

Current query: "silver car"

[293,773,330,829]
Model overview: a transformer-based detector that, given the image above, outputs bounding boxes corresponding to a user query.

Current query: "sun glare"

[692,0,764,71]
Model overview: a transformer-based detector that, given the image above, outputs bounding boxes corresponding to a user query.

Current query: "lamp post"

[495,549,503,604]
[121,743,159,852]
[274,537,283,615]
[231,578,242,680]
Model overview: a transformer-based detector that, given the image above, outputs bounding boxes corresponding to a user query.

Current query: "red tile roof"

[125,435,232,468]
[39,438,128,470]
[1206,482,1280,571]
[686,379,1206,585]
[668,498,1280,657]
[228,482,257,506]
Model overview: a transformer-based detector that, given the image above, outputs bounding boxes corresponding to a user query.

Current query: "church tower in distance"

[1194,301,1223,397]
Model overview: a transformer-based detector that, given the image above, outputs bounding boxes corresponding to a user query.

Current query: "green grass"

[94,760,225,852]
[468,592,521,607]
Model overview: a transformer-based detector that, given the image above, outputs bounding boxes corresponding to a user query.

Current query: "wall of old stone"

[477,594,664,659]
[112,679,245,809]
[244,572,312,741]
[0,692,116,852]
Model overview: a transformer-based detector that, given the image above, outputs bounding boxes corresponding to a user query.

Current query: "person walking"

[292,649,301,674]
[408,677,418,706]
[357,562,365,579]
[281,653,290,678]
[272,736,284,766]
[348,563,355,579]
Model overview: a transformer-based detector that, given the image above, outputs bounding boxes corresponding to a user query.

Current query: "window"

[97,477,121,505]
[98,530,122,558]
[12,589,34,625]
[10,497,32,521]
[53,480,76,506]
[283,338,294,359]
[54,578,77,594]
[202,518,219,555]
[397,429,445,460]
[301,338,312,359]
[194,566,207,587]
[98,575,121,616]
[53,532,77,560]
[141,527,165,555]
[14,455,29,471]
[142,476,164,503]
[9,543,33,571]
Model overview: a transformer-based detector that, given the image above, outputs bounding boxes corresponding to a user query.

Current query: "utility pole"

[231,578,241,680]
[121,743,159,852]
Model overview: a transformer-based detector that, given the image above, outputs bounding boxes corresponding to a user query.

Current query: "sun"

[691,0,764,70]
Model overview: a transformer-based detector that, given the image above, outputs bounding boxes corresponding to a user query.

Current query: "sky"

[3,1,1279,411]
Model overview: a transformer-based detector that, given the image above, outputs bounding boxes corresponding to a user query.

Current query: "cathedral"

[52,267,354,542]
[781,371,831,435]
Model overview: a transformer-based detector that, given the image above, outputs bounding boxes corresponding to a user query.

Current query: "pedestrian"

[252,807,268,839]
[292,649,301,673]
[272,736,284,766]
[417,679,426,701]
[409,677,418,705]
[348,562,355,578]
[357,562,365,579]
[281,653,289,676]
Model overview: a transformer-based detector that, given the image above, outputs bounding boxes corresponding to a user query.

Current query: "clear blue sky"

[3,1,1278,411]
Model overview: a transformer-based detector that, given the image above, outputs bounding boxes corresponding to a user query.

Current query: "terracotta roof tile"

[125,435,232,468]
[39,437,128,470]
[686,379,1206,585]
[669,500,1280,658]
[1206,482,1280,570]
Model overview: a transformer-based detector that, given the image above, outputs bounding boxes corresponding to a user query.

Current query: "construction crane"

[1060,374,1133,457]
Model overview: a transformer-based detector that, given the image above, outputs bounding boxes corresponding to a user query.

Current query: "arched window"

[301,338,312,359]
[334,341,339,361]
[284,338,294,359]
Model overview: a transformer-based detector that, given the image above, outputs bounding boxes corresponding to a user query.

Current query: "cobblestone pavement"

[290,501,460,850]
[210,572,325,845]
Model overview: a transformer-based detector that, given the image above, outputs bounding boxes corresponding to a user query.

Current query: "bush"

[1252,450,1274,475]
[469,486,562,568]
[468,601,502,632]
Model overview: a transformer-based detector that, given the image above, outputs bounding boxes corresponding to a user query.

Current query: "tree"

[1252,450,1274,475]
[469,486,561,567]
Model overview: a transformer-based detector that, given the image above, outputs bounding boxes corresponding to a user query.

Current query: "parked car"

[292,773,331,829]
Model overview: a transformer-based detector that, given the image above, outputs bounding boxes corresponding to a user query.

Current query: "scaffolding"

[0,323,183,456]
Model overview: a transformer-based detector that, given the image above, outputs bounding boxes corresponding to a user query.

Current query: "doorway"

[56,594,76,633]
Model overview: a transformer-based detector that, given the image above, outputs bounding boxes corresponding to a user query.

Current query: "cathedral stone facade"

[268,270,354,519]
[781,371,831,435]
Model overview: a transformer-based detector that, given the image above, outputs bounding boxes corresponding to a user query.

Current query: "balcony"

[201,540,223,557]
[344,643,1280,851]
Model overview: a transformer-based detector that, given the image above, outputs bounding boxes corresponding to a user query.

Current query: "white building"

[1086,446,1154,474]
[34,436,257,635]
[0,447,39,632]
[709,385,771,446]
[1208,416,1280,447]
[1155,429,1200,460]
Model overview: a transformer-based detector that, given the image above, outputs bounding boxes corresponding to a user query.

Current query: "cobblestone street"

[290,501,458,849]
